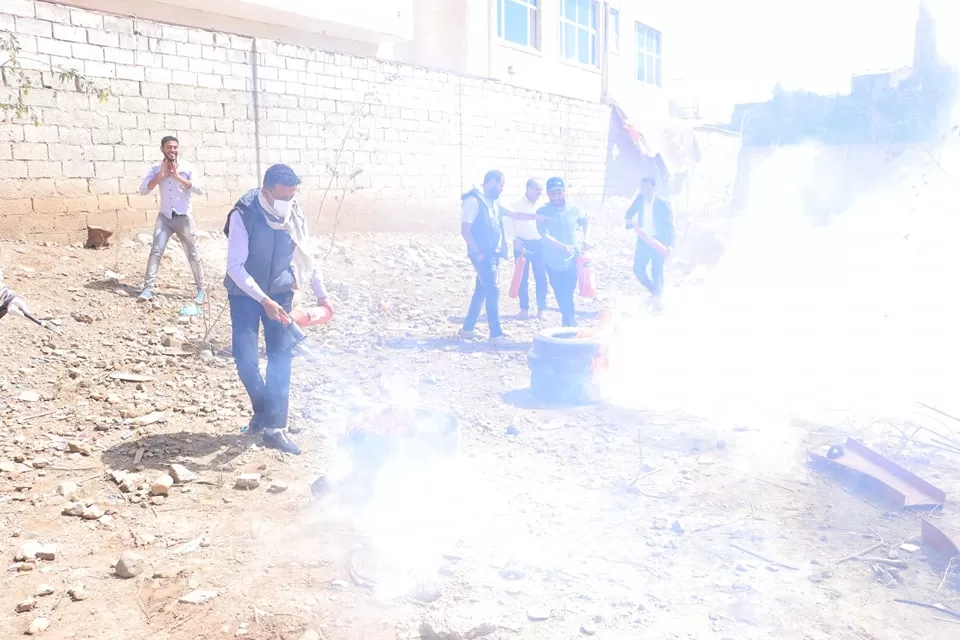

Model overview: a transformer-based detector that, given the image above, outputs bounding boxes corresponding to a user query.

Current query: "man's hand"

[158,160,170,179]
[262,297,291,325]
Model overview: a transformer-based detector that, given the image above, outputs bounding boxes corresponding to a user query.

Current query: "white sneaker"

[488,334,512,346]
[459,329,477,340]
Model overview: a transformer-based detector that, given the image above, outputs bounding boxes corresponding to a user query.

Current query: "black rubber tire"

[531,327,606,360]
[529,364,602,405]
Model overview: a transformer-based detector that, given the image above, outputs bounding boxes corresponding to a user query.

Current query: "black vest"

[223,189,297,297]
[463,188,503,257]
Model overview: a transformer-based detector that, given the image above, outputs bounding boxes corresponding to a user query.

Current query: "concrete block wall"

[0,0,621,241]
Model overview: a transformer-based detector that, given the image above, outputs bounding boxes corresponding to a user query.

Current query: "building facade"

[55,0,674,117]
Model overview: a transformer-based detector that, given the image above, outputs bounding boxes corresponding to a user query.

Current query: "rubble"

[150,474,174,496]
[115,551,145,578]
[26,618,50,635]
[234,474,261,490]
[168,464,197,484]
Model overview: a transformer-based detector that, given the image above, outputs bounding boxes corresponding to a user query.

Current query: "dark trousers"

[633,238,665,296]
[229,291,294,429]
[547,266,578,327]
[463,255,503,337]
[516,239,547,313]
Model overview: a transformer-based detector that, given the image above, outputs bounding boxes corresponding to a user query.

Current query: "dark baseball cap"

[546,177,565,192]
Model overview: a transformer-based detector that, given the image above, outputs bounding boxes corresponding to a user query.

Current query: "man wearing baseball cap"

[536,177,589,327]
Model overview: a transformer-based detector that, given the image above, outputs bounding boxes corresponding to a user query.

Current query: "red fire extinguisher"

[284,305,334,349]
[577,252,596,298]
[509,255,527,299]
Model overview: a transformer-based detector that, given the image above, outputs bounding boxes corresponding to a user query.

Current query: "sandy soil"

[1,227,959,640]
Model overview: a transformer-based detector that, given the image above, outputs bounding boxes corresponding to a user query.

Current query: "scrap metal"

[809,438,946,509]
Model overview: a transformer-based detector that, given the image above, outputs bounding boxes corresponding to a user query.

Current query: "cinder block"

[70,8,103,29]
[96,194,129,209]
[161,54,189,71]
[60,161,94,178]
[118,96,148,113]
[91,162,129,182]
[196,73,223,89]
[171,70,198,86]
[32,196,67,214]
[13,143,48,160]
[140,82,169,98]
[144,67,172,84]
[36,2,70,22]
[102,15,134,34]
[104,47,134,64]
[0,0,35,18]
[63,195,99,212]
[83,61,116,78]
[3,198,33,215]
[15,16,52,37]
[27,161,62,178]
[162,25,190,43]
[88,178,120,194]
[0,160,28,178]
[84,145,114,161]
[92,129,122,144]
[23,125,58,143]
[189,30,215,46]
[115,64,145,81]
[88,30,119,48]
[52,23,86,43]
[147,98,176,114]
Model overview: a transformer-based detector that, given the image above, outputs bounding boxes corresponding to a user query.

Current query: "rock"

[26,617,50,635]
[267,482,288,494]
[234,473,261,490]
[119,474,144,493]
[67,584,88,601]
[15,541,42,562]
[57,481,79,498]
[150,474,174,496]
[67,441,92,456]
[115,551,145,578]
[19,390,40,403]
[168,464,197,484]
[580,622,597,636]
[37,544,57,561]
[16,598,38,612]
[81,505,104,520]
[527,605,551,621]
[299,631,321,640]
[35,585,54,597]
[178,589,218,604]
[498,566,525,580]
[62,502,85,517]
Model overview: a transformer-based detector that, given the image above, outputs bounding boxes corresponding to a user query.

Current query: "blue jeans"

[546,266,578,327]
[633,239,664,296]
[516,239,547,313]
[229,292,295,429]
[463,255,502,337]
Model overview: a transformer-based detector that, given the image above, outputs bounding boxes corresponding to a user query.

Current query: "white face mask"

[272,198,292,219]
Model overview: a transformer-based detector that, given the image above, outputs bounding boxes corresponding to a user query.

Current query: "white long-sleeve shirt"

[225,211,328,303]
[502,196,542,244]
[139,162,203,218]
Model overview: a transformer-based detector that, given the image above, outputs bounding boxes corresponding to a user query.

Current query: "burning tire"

[528,328,607,405]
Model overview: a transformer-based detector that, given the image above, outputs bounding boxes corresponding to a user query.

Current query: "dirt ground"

[1,225,959,640]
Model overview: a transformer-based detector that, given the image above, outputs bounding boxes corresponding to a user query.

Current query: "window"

[560,0,598,67]
[635,22,661,86]
[497,0,539,50]
[609,8,620,54]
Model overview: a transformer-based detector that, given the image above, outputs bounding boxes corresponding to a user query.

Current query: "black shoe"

[244,414,266,435]
[262,429,302,455]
